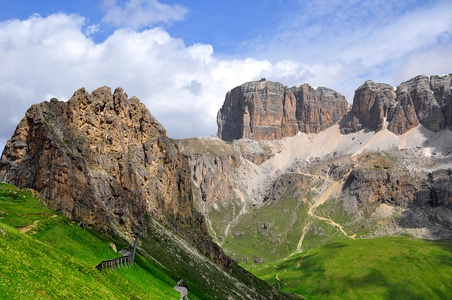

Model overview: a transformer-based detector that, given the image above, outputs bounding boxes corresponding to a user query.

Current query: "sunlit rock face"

[340,80,398,134]
[217,80,349,141]
[341,74,452,135]
[0,86,231,268]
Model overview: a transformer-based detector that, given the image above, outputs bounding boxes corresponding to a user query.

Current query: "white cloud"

[85,24,100,36]
[187,43,214,64]
[101,0,188,29]
[395,46,452,83]
[0,13,271,151]
[339,2,452,68]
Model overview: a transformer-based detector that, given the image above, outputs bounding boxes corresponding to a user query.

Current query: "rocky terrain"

[0,87,299,299]
[341,74,452,134]
[0,87,204,245]
[178,74,452,265]
[217,80,349,141]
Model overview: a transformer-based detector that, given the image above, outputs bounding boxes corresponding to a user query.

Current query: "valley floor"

[251,237,452,300]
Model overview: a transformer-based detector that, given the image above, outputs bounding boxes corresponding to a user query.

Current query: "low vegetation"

[3,180,451,299]
[0,182,180,299]
[0,182,299,300]
[252,237,452,299]
[221,182,310,265]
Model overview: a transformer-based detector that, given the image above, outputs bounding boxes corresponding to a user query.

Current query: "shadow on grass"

[295,266,426,299]
[423,238,452,267]
[384,283,422,300]
[395,202,452,264]
[322,242,348,249]
[280,238,452,299]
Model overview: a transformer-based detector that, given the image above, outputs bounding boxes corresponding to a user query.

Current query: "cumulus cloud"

[0,13,270,151]
[101,0,188,29]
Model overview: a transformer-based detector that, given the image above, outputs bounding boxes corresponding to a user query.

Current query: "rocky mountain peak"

[341,74,452,135]
[216,74,451,141]
[340,80,397,133]
[0,86,231,268]
[217,80,349,141]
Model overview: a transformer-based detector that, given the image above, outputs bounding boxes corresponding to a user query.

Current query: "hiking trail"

[293,179,355,255]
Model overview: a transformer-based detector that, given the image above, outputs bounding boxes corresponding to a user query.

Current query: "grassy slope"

[139,216,301,300]
[0,182,300,300]
[251,237,452,299]
[222,195,308,264]
[0,182,181,299]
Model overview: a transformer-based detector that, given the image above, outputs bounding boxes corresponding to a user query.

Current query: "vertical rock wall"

[217,80,349,141]
[341,74,452,134]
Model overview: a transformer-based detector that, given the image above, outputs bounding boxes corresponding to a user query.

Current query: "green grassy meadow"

[220,185,309,265]
[0,182,181,299]
[251,237,452,299]
[0,182,298,300]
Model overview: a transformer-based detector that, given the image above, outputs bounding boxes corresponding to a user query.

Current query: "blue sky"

[0,0,451,150]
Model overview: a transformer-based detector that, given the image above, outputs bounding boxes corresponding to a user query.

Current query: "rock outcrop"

[340,163,451,209]
[190,153,241,204]
[340,80,397,133]
[217,80,349,141]
[341,74,452,134]
[0,86,230,268]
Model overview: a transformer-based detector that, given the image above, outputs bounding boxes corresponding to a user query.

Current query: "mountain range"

[179,74,452,264]
[1,73,451,298]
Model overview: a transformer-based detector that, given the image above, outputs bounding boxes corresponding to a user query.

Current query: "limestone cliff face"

[340,80,397,133]
[217,80,348,141]
[341,74,452,134]
[190,152,241,204]
[0,87,230,268]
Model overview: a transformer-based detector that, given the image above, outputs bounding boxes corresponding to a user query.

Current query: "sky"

[0,0,451,151]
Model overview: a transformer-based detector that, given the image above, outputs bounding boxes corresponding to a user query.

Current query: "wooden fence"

[95,255,133,271]
[95,232,139,272]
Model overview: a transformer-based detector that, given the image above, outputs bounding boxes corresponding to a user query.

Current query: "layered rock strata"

[0,87,229,268]
[217,80,349,141]
[341,74,452,134]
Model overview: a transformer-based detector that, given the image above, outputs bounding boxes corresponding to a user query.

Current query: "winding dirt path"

[296,248,313,268]
[308,181,355,238]
[293,179,355,255]
[274,265,288,288]
[311,214,356,238]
